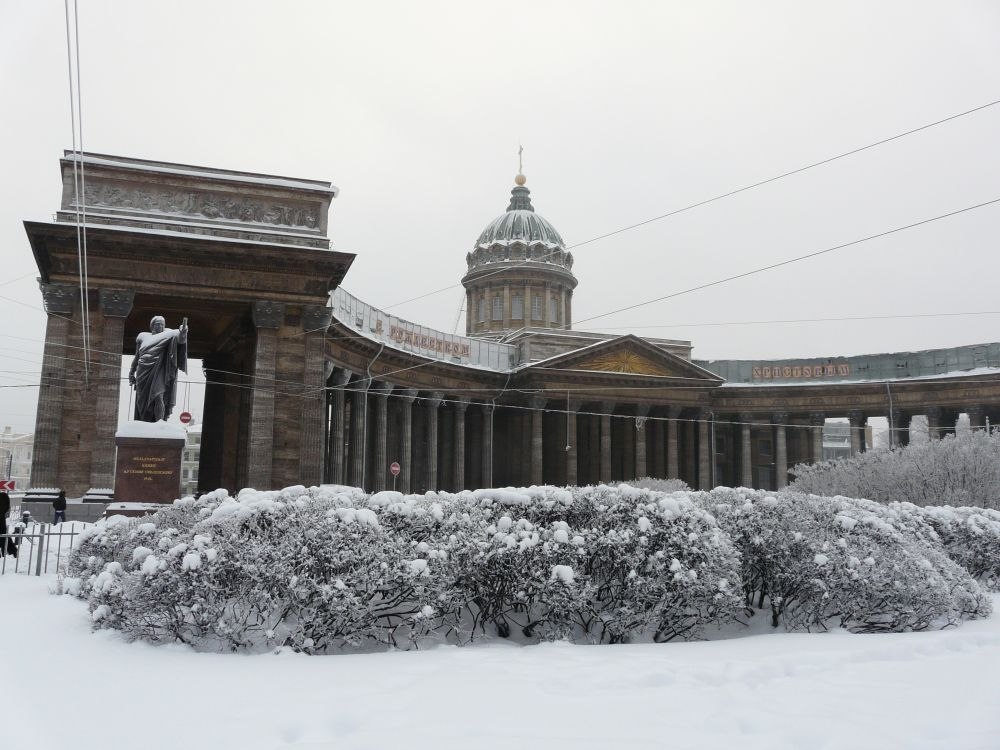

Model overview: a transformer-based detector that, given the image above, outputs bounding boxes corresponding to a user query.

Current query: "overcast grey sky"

[2,0,1000,434]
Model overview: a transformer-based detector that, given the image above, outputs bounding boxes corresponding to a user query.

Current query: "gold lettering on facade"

[750,361,852,381]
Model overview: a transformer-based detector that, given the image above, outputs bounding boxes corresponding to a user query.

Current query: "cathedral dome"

[474,184,565,250]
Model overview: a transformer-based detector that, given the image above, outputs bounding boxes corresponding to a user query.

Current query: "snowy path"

[2,576,998,750]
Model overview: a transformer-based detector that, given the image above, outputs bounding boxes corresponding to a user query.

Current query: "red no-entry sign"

[389,461,401,477]
[179,411,192,424]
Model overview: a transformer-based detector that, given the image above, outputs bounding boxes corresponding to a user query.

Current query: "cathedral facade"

[25,153,1000,497]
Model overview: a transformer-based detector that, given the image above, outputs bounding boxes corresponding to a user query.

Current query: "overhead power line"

[572,197,1000,327]
[381,97,1000,312]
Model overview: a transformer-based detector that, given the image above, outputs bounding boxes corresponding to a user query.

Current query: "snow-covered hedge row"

[789,431,1000,509]
[907,504,1000,591]
[696,489,991,632]
[64,484,993,652]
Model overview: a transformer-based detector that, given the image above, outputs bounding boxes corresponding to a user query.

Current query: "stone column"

[502,286,511,330]
[565,399,581,486]
[399,389,417,492]
[587,409,599,484]
[524,283,532,325]
[465,290,473,335]
[600,401,614,483]
[698,408,713,490]
[247,301,284,490]
[349,378,369,489]
[967,405,986,431]
[453,400,468,490]
[773,412,788,489]
[372,382,393,492]
[530,396,546,485]
[425,392,443,490]
[739,413,753,487]
[560,288,568,328]
[810,412,825,463]
[300,306,333,486]
[890,410,909,448]
[634,406,650,479]
[326,369,352,484]
[667,406,681,480]
[652,416,666,478]
[847,410,865,455]
[88,289,134,494]
[30,283,78,490]
[482,403,494,487]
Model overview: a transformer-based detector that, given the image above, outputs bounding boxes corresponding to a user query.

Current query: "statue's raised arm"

[130,315,189,423]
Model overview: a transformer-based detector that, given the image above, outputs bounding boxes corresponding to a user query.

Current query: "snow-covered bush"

[572,485,742,643]
[65,482,992,651]
[699,488,991,632]
[624,477,692,493]
[910,504,1000,591]
[789,431,1000,509]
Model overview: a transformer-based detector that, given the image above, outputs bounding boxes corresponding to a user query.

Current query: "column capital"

[772,411,789,423]
[635,404,651,418]
[329,367,352,387]
[530,395,548,410]
[372,381,394,398]
[252,300,285,329]
[635,416,647,430]
[424,391,444,408]
[809,411,826,426]
[39,281,78,316]
[98,288,135,318]
[925,405,942,418]
[451,399,470,413]
[399,388,419,404]
[302,305,333,333]
[847,409,866,425]
[738,412,754,423]
[600,400,616,414]
[566,398,583,412]
[667,405,683,419]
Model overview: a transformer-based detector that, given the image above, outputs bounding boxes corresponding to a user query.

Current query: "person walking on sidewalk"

[52,490,67,525]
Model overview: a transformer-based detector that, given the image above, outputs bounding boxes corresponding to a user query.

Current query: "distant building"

[181,423,201,497]
[0,425,33,493]
[822,422,852,461]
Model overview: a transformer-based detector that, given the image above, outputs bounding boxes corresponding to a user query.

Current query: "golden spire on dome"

[515,144,526,185]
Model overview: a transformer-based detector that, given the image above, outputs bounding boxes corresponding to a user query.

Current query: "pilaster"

[300,305,333,486]
[89,288,135,493]
[246,300,283,489]
[30,283,78,490]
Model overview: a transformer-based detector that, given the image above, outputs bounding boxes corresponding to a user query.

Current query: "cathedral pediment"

[525,335,724,382]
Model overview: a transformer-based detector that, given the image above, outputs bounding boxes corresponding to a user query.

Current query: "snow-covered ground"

[2,575,998,750]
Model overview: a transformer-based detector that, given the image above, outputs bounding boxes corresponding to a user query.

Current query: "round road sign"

[179,411,192,424]
[389,461,401,477]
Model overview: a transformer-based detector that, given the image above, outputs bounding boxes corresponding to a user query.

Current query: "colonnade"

[325,365,997,493]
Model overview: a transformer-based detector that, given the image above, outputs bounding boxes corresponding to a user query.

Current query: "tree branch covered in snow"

[789,431,1000,509]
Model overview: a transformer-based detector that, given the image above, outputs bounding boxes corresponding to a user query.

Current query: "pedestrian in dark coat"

[53,490,67,525]
[0,491,13,557]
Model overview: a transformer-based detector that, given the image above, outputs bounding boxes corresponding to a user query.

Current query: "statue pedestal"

[113,422,186,503]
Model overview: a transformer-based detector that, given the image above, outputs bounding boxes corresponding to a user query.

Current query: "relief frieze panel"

[79,180,320,231]
[572,348,675,377]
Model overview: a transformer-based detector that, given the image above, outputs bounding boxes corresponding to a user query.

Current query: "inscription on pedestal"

[114,436,185,503]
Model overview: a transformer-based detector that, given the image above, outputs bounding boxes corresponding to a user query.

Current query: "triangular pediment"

[527,335,724,382]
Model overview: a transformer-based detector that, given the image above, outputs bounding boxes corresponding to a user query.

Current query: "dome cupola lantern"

[462,168,578,337]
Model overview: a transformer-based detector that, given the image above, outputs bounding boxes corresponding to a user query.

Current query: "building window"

[531,295,542,320]
[477,297,485,322]
[492,295,503,321]
[549,296,558,323]
[511,293,523,320]
[758,438,773,457]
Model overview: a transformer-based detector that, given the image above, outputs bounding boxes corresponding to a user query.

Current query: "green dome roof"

[474,185,565,249]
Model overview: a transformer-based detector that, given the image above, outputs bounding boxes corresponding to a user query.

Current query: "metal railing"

[1,521,88,577]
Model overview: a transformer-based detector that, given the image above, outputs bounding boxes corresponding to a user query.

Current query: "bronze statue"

[129,315,188,422]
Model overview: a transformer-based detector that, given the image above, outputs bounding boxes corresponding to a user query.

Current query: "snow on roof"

[720,366,1000,388]
[64,152,338,196]
[116,421,186,440]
